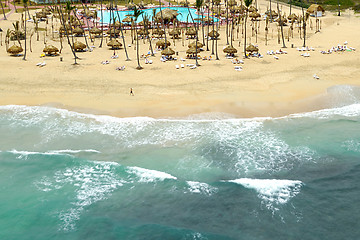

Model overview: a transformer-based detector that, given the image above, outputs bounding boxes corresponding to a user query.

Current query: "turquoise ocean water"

[1,89,360,239]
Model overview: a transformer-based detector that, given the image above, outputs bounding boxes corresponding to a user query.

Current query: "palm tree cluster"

[2,0,315,69]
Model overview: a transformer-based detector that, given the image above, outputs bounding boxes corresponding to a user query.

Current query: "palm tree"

[143,14,154,56]
[301,6,308,47]
[243,0,253,58]
[206,0,210,51]
[133,6,143,70]
[158,0,168,48]
[65,1,76,46]
[1,0,6,20]
[57,3,78,64]
[22,0,28,60]
[277,1,286,48]
[115,0,131,60]
[99,0,104,47]
[195,0,204,66]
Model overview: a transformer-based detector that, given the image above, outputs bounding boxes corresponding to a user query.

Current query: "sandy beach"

[0,0,359,118]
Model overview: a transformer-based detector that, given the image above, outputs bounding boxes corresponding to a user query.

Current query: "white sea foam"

[127,166,177,183]
[227,178,303,210]
[186,181,217,196]
[7,149,100,158]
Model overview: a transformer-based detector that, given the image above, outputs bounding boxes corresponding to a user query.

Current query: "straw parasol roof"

[153,28,165,36]
[107,39,122,49]
[43,45,59,55]
[122,16,132,23]
[248,6,258,12]
[186,46,200,54]
[307,4,325,13]
[107,28,120,36]
[138,29,149,36]
[208,30,220,39]
[36,11,47,19]
[228,0,237,7]
[288,13,298,21]
[169,28,181,37]
[73,41,86,51]
[276,15,288,25]
[113,21,123,28]
[265,10,278,18]
[90,27,102,35]
[156,39,171,48]
[203,16,214,22]
[73,27,84,36]
[185,28,197,36]
[155,8,179,22]
[249,12,261,19]
[161,47,175,56]
[188,41,204,48]
[246,44,258,52]
[7,44,23,55]
[234,5,246,13]
[223,45,237,54]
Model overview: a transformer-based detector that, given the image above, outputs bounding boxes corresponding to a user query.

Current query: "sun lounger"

[175,65,180,69]
[274,56,279,60]
[190,65,197,69]
[234,66,242,71]
[313,74,319,79]
[116,66,125,71]
[180,58,186,61]
[186,64,195,67]
[101,60,110,64]
[301,53,310,57]
[180,64,185,68]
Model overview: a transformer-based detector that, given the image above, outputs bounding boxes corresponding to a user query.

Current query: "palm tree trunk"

[225,0,229,45]
[277,2,286,48]
[215,4,219,60]
[244,10,247,58]
[1,0,6,20]
[115,0,130,60]
[99,0,104,47]
[58,5,78,64]
[22,4,26,60]
[80,2,94,43]
[211,0,214,54]
[135,27,142,69]
[159,0,168,48]
[302,6,306,47]
[206,2,209,51]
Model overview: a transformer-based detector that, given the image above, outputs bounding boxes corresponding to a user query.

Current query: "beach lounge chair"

[180,64,185,68]
[234,66,242,71]
[274,56,279,60]
[190,65,197,69]
[313,74,319,79]
[176,65,180,69]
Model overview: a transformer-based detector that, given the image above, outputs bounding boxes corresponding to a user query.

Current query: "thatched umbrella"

[188,41,204,48]
[156,39,171,49]
[185,28,197,38]
[228,0,237,7]
[234,5,246,13]
[113,21,123,28]
[265,10,278,19]
[203,16,214,23]
[155,8,179,22]
[249,12,261,20]
[186,46,200,54]
[107,28,120,36]
[43,45,59,55]
[248,6,258,12]
[73,27,84,36]
[169,29,181,38]
[7,44,23,55]
[73,41,86,52]
[138,29,149,36]
[36,11,47,19]
[208,30,220,39]
[306,4,325,14]
[90,27,102,35]
[59,24,71,35]
[107,39,122,49]
[153,29,165,36]
[122,16,132,23]
[276,16,288,25]
[161,47,175,56]
[223,45,237,54]
[288,13,298,21]
[245,44,258,52]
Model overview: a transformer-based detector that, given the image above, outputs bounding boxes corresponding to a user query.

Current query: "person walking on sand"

[130,88,134,96]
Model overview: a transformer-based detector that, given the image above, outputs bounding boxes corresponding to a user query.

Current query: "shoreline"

[1,84,359,119]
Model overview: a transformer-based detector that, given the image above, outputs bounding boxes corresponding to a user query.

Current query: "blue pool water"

[99,7,217,24]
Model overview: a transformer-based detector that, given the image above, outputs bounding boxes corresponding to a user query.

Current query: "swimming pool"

[98,7,218,24]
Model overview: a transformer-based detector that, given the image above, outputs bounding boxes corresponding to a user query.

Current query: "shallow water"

[0,104,360,239]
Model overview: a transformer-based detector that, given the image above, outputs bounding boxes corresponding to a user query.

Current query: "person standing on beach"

[130,88,134,96]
